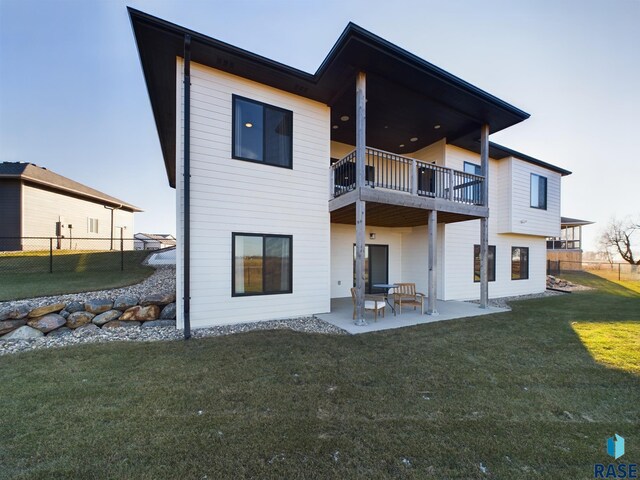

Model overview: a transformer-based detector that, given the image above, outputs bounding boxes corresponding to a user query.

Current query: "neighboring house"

[134,233,176,250]
[130,9,572,331]
[0,162,141,251]
[547,217,594,264]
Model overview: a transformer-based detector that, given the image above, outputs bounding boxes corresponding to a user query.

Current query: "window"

[473,245,496,282]
[530,174,547,209]
[511,247,529,280]
[232,233,292,296]
[464,162,482,203]
[232,95,293,168]
[88,218,99,234]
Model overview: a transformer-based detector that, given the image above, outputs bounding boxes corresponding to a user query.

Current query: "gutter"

[183,34,191,340]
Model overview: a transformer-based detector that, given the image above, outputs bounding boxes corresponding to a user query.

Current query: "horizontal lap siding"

[176,60,330,328]
[443,146,548,299]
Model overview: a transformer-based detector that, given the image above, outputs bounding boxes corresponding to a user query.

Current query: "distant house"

[0,162,142,251]
[546,217,594,264]
[134,233,176,250]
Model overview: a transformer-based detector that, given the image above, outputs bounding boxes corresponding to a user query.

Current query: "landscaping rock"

[59,310,70,319]
[2,325,44,340]
[84,298,113,314]
[142,320,176,328]
[113,294,139,311]
[102,320,141,329]
[120,305,160,321]
[0,304,31,321]
[65,301,85,314]
[140,292,175,307]
[47,326,72,337]
[75,323,101,335]
[92,310,121,326]
[159,302,176,320]
[0,319,27,336]
[66,311,95,329]
[27,313,66,333]
[28,302,66,318]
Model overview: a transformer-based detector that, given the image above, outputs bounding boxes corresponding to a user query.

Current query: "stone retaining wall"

[0,293,177,340]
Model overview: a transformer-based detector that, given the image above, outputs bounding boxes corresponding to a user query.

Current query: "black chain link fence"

[547,259,640,282]
[0,237,151,274]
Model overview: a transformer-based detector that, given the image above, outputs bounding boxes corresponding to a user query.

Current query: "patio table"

[373,283,399,315]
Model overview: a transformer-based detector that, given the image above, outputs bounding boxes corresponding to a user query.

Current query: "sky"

[1,0,638,251]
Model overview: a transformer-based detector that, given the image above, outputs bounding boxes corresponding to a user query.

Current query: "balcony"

[330,147,484,206]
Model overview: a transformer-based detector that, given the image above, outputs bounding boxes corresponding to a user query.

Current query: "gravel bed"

[0,316,348,356]
[468,290,564,309]
[0,266,176,311]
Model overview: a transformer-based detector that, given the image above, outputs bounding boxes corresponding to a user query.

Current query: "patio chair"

[392,283,426,314]
[350,288,386,322]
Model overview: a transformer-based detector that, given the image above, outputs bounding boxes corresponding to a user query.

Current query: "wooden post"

[479,123,490,308]
[448,168,454,201]
[355,72,367,326]
[427,209,438,315]
[330,167,335,199]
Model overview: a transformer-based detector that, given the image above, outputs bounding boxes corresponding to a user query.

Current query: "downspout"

[104,204,123,250]
[183,34,192,340]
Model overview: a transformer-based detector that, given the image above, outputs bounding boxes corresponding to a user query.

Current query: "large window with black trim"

[232,233,292,296]
[473,245,496,282]
[530,173,547,209]
[232,95,293,168]
[511,247,529,280]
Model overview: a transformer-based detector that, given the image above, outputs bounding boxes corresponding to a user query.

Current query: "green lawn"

[0,250,154,301]
[1,272,639,479]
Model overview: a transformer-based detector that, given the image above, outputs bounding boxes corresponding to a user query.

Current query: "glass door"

[353,244,389,294]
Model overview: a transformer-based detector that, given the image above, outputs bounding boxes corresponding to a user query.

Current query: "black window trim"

[473,244,496,283]
[231,232,293,297]
[511,246,530,281]
[463,161,481,175]
[530,173,548,210]
[231,94,293,170]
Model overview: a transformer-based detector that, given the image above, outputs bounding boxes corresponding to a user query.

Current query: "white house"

[130,9,571,334]
[134,233,176,250]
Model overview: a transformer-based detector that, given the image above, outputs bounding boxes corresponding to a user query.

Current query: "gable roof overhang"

[129,8,532,188]
[0,162,142,212]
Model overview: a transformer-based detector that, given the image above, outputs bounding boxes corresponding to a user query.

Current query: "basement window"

[511,247,529,280]
[232,233,292,296]
[232,95,293,168]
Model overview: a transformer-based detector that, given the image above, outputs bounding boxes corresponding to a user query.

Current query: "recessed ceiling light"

[245,122,253,128]
[399,144,405,148]
[434,124,441,129]
[410,137,418,142]
[384,125,388,129]
[340,115,350,121]
[332,125,339,129]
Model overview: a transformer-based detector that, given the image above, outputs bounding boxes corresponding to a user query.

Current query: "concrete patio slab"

[317,297,509,334]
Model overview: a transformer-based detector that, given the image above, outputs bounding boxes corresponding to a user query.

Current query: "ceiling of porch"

[330,202,480,227]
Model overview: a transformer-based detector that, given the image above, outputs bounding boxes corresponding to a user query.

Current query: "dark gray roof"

[0,162,142,212]
[561,217,594,227]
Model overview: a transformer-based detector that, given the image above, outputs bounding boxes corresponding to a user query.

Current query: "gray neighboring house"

[0,162,142,251]
[134,233,176,250]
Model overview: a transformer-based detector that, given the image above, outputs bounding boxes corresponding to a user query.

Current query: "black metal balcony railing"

[330,147,484,205]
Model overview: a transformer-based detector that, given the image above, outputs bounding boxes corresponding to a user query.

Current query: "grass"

[1,272,639,479]
[0,250,154,301]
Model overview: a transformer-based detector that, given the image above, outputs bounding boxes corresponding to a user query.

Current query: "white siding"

[176,60,331,328]
[21,183,135,250]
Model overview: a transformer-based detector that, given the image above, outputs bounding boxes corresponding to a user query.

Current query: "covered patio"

[317,297,509,334]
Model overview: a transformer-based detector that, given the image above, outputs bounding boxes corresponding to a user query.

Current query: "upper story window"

[232,95,293,168]
[463,162,482,203]
[530,173,547,210]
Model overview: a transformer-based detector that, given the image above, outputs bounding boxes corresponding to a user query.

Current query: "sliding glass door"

[353,244,389,294]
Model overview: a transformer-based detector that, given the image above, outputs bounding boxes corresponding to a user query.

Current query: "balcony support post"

[479,123,490,309]
[448,168,454,201]
[411,158,418,195]
[427,209,438,315]
[355,71,367,326]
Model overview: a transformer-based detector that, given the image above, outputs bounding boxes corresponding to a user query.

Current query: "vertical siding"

[20,183,135,250]
[176,60,331,328]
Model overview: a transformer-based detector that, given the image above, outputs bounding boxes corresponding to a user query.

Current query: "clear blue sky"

[1,0,638,250]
